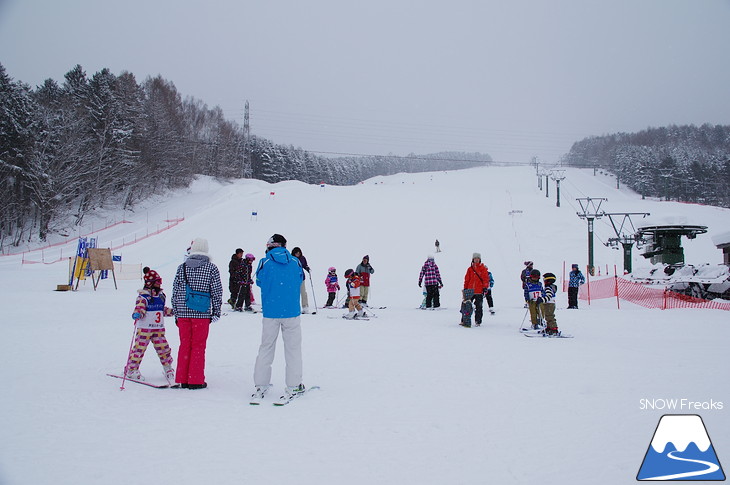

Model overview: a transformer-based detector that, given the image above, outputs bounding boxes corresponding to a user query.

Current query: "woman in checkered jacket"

[418,255,443,309]
[172,238,223,389]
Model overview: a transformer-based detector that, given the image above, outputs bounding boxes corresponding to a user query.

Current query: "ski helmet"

[328,267,336,273]
[543,272,556,284]
[530,269,541,279]
[344,268,354,277]
[245,253,255,260]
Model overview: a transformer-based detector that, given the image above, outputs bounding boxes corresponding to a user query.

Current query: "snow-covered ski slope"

[1,166,728,485]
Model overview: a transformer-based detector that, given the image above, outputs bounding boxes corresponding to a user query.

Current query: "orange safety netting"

[569,276,730,311]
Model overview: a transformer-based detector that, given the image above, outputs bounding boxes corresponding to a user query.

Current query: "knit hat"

[427,254,435,261]
[362,255,369,261]
[524,261,534,267]
[571,263,579,269]
[472,252,481,260]
[143,269,162,289]
[266,234,287,248]
[188,237,210,257]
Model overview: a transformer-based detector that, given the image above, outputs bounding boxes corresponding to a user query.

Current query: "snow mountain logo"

[637,414,725,481]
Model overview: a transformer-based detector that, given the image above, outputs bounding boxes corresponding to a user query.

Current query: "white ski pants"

[254,316,303,388]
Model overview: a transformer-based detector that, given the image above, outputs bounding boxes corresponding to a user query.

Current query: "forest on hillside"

[0,64,487,246]
[562,124,730,207]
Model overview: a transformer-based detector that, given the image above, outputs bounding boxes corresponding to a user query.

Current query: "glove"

[132,312,141,320]
[212,314,220,323]
[418,282,422,287]
[536,297,544,304]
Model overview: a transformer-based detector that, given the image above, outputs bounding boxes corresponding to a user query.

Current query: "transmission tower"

[241,100,251,178]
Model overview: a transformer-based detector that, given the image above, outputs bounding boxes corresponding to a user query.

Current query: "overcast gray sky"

[1,0,729,163]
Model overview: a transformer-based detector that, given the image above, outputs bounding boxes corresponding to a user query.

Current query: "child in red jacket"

[344,269,366,319]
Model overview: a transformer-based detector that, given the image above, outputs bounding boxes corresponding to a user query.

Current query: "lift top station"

[636,224,708,265]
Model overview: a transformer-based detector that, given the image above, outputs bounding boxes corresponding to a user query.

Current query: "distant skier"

[324,267,340,308]
[484,270,496,315]
[126,270,174,382]
[344,269,366,319]
[435,239,441,253]
[567,263,585,309]
[463,253,490,326]
[418,255,443,309]
[542,272,559,335]
[525,269,545,330]
[356,255,374,306]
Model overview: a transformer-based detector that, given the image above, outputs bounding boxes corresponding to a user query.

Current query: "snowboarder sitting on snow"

[525,269,546,330]
[542,272,559,335]
[324,267,340,308]
[344,269,365,319]
[126,270,175,382]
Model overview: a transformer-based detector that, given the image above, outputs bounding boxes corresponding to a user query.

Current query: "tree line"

[0,63,487,247]
[562,124,730,207]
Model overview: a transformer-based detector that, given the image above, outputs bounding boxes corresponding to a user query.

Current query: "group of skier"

[121,236,587,399]
[517,260,586,335]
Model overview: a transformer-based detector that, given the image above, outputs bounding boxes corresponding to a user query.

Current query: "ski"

[523,331,574,339]
[328,315,371,321]
[107,373,170,388]
[417,307,448,311]
[273,385,321,406]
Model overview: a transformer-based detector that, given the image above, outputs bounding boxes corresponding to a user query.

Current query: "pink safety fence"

[13,218,184,265]
[568,275,730,311]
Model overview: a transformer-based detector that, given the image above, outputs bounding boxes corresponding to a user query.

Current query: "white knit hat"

[472,252,481,260]
[188,237,210,257]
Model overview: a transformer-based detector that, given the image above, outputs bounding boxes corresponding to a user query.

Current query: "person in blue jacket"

[251,234,306,403]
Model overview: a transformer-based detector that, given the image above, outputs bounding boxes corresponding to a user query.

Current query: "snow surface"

[1,166,729,485]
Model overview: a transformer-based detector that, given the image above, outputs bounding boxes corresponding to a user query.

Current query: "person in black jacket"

[291,247,311,313]
[228,248,244,306]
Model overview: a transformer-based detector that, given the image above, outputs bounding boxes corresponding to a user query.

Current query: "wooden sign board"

[87,248,114,271]
[86,248,117,290]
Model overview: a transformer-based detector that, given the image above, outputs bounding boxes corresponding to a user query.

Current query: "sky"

[1,0,730,163]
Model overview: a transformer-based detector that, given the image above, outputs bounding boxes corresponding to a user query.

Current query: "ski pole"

[519,306,529,330]
[308,274,318,312]
[121,324,138,390]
